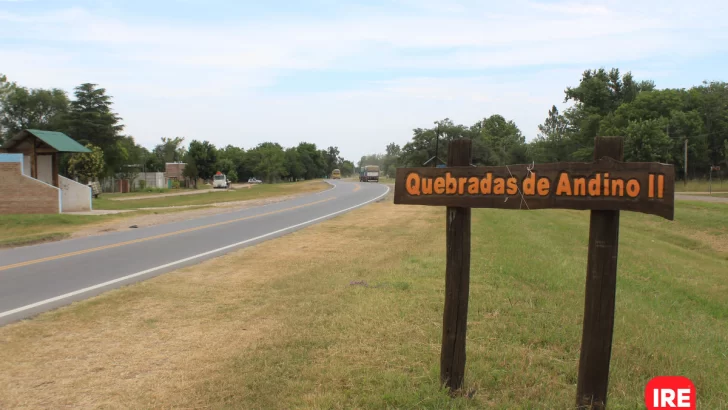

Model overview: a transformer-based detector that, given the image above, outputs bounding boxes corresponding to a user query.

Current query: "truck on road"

[213,172,231,189]
[359,165,380,183]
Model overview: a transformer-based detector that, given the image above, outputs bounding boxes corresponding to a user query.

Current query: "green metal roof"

[1,129,91,153]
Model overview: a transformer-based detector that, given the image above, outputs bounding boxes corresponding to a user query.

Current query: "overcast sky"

[1,0,726,161]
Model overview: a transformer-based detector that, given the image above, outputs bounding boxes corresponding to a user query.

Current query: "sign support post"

[575,136,623,409]
[440,138,472,391]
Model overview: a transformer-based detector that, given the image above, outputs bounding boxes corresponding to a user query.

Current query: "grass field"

[0,196,726,408]
[676,179,728,192]
[93,180,328,210]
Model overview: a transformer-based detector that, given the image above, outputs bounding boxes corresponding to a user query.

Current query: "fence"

[99,172,166,193]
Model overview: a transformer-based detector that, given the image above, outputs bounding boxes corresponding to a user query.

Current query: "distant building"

[164,162,187,188]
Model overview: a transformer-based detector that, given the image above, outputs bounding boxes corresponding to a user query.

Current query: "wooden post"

[440,138,472,392]
[52,153,59,187]
[576,136,624,409]
[31,137,38,179]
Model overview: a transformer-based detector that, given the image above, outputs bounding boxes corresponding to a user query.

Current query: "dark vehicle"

[359,165,379,182]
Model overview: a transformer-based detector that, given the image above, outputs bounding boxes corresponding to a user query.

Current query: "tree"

[182,159,199,188]
[0,82,70,142]
[68,144,105,183]
[218,144,246,180]
[249,142,285,182]
[187,140,218,180]
[66,83,124,176]
[623,119,672,162]
[154,137,186,163]
[284,147,305,181]
[323,146,341,175]
[340,160,355,177]
[296,142,326,179]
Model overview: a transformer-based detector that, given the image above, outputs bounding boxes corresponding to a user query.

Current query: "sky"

[1,0,727,161]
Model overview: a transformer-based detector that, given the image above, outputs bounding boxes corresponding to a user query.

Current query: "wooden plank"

[440,138,472,392]
[575,136,623,409]
[393,158,674,220]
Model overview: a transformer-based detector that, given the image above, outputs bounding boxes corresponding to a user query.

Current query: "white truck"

[213,172,230,189]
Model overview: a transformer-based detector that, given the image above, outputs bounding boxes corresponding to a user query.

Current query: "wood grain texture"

[576,136,623,409]
[440,139,472,392]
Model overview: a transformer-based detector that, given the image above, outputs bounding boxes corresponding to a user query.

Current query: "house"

[0,129,93,214]
[164,162,187,188]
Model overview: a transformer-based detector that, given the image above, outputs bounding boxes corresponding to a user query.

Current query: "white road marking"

[0,185,389,320]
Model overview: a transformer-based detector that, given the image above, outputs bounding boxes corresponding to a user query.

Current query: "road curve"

[0,181,389,326]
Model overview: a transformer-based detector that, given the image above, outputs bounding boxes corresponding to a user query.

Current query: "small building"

[0,129,93,214]
[164,162,187,188]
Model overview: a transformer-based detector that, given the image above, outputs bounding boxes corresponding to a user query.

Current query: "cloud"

[1,0,727,160]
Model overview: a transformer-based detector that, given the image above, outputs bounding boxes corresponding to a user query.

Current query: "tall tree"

[187,140,218,180]
[249,142,285,182]
[284,147,305,181]
[154,137,186,163]
[66,83,124,176]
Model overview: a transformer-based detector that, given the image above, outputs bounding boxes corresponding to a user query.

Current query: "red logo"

[645,376,696,409]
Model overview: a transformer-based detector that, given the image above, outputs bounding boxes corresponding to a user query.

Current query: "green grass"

[102,187,173,199]
[94,180,329,210]
[1,197,725,408]
[0,214,117,247]
[675,179,728,192]
[192,199,728,408]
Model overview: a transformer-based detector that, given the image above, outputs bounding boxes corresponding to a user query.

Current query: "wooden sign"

[395,159,675,220]
[394,136,677,408]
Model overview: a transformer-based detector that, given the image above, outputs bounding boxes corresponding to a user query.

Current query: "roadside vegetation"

[0,196,725,408]
[93,180,328,210]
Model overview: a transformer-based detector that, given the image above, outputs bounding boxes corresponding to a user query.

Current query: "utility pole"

[684,138,688,188]
[434,122,440,167]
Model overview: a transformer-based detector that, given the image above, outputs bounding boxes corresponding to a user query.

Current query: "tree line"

[0,74,355,184]
[363,68,728,180]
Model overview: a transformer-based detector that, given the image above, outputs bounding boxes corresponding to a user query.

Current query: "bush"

[138,180,147,190]
[172,180,181,189]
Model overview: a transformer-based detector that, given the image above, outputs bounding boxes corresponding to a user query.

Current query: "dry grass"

[0,193,726,409]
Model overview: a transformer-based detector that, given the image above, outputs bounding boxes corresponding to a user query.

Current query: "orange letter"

[434,177,445,194]
[603,173,610,195]
[422,178,433,194]
[523,172,536,195]
[588,174,602,196]
[406,173,420,196]
[555,173,572,196]
[626,179,640,198]
[507,177,518,195]
[611,179,624,196]
[480,173,492,194]
[493,178,505,195]
[573,177,586,196]
[468,177,479,194]
[657,174,664,198]
[648,174,654,198]
[537,177,550,196]
[445,172,457,194]
[458,177,468,195]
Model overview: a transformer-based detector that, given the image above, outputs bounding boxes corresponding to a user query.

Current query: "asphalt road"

[0,181,389,326]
